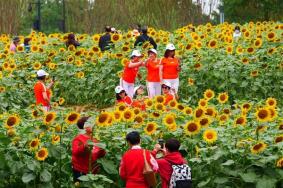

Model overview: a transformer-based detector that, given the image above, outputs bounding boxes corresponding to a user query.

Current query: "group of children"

[116,43,180,109]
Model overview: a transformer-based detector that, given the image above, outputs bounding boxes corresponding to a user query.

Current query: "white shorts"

[147,82,161,98]
[163,78,179,94]
[42,106,50,112]
[120,79,134,98]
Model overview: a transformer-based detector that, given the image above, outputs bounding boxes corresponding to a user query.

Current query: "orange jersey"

[34,81,51,106]
[122,61,140,83]
[161,57,179,79]
[146,59,161,82]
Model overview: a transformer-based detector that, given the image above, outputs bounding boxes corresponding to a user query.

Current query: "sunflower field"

[0,21,283,188]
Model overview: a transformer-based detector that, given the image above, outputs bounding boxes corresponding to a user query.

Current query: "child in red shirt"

[72,117,106,182]
[119,131,159,188]
[132,85,147,111]
[161,82,179,105]
[115,86,133,106]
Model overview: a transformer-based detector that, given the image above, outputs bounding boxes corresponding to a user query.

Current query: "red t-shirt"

[164,93,174,105]
[117,96,133,106]
[162,57,179,79]
[132,100,146,111]
[122,61,140,83]
[34,81,51,106]
[146,59,161,82]
[72,134,106,174]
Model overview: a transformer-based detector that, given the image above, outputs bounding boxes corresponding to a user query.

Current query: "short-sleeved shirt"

[164,93,174,105]
[161,57,179,79]
[122,61,140,83]
[146,59,161,82]
[117,96,133,106]
[34,81,51,106]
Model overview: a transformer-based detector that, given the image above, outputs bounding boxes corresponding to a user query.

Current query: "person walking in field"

[160,43,181,94]
[120,50,144,98]
[10,36,20,53]
[120,131,158,188]
[144,49,162,98]
[33,69,55,111]
[134,26,157,49]
[99,26,113,51]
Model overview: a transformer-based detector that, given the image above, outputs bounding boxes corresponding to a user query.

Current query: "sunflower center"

[166,117,174,124]
[220,94,226,101]
[253,143,263,150]
[200,118,208,126]
[195,109,203,118]
[187,123,197,132]
[124,112,131,119]
[7,117,16,126]
[45,114,54,122]
[98,114,108,123]
[68,114,78,121]
[206,133,213,139]
[275,137,283,143]
[38,150,46,158]
[134,116,143,123]
[147,124,154,132]
[258,110,268,119]
[236,117,244,124]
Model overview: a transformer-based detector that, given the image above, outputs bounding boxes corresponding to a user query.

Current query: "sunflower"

[17,45,24,52]
[185,43,194,51]
[255,107,270,122]
[183,107,193,116]
[5,115,20,129]
[133,115,144,128]
[144,122,157,135]
[163,114,176,127]
[194,62,202,70]
[96,112,110,126]
[168,99,178,109]
[241,57,249,64]
[122,45,130,52]
[276,157,283,168]
[133,107,141,115]
[198,98,207,108]
[266,32,276,41]
[218,114,229,124]
[111,34,122,42]
[266,97,277,107]
[254,38,263,48]
[68,45,75,51]
[250,70,259,77]
[184,121,201,136]
[267,47,276,55]
[29,138,40,150]
[43,112,56,125]
[223,108,231,115]
[35,147,48,161]
[267,107,277,121]
[31,45,39,52]
[155,95,165,104]
[113,110,122,122]
[0,86,6,93]
[7,128,16,137]
[203,89,215,100]
[241,103,252,111]
[122,109,134,122]
[91,46,100,53]
[234,116,247,126]
[116,103,127,112]
[208,39,217,48]
[226,46,233,54]
[188,78,195,86]
[48,63,57,70]
[155,103,165,112]
[274,135,283,144]
[251,142,267,154]
[76,71,85,79]
[58,97,65,105]
[236,46,244,54]
[217,92,229,104]
[246,47,255,54]
[205,107,217,117]
[121,58,129,66]
[255,125,267,134]
[67,55,74,63]
[203,129,217,144]
[151,111,161,118]
[194,107,205,119]
[31,109,40,119]
[33,62,42,70]
[65,112,80,124]
[198,116,211,128]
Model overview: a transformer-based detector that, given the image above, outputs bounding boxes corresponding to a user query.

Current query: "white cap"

[36,69,49,77]
[131,50,142,57]
[134,85,144,94]
[111,27,116,32]
[115,86,124,94]
[148,49,157,54]
[162,81,172,88]
[166,43,176,50]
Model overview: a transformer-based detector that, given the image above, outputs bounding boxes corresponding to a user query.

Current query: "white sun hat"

[134,85,144,94]
[162,81,172,88]
[36,69,49,77]
[131,50,142,57]
[115,86,124,94]
[148,48,157,54]
[165,43,176,50]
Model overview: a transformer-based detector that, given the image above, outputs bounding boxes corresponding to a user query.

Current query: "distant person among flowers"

[22,38,31,52]
[99,26,113,52]
[66,33,80,48]
[132,85,147,111]
[233,26,241,39]
[152,138,191,188]
[160,43,181,93]
[161,82,178,105]
[145,49,162,98]
[72,116,106,183]
[34,70,55,111]
[10,36,20,53]
[115,86,133,106]
[120,131,158,188]
[120,50,144,98]
[134,26,157,49]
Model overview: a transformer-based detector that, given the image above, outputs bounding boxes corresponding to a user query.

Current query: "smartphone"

[158,139,164,149]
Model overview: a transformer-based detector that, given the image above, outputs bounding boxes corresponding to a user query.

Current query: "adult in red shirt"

[161,82,178,105]
[145,49,162,98]
[72,117,106,182]
[152,138,188,188]
[160,43,181,94]
[120,131,159,188]
[115,86,133,106]
[120,50,143,98]
[33,69,55,111]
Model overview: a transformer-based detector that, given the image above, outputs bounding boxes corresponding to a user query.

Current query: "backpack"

[168,161,192,188]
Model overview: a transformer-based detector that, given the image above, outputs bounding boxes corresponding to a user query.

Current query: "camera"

[158,139,164,149]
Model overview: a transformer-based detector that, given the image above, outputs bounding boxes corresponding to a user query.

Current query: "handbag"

[143,149,157,188]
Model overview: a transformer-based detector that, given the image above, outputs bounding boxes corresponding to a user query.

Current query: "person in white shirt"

[233,26,241,39]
